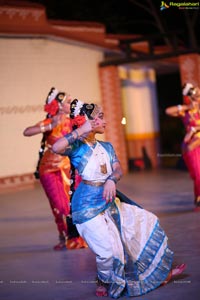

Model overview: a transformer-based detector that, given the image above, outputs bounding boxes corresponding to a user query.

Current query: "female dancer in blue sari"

[52,100,186,298]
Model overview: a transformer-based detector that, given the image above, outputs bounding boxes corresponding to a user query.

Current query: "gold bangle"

[107,174,118,184]
[48,123,52,131]
[191,126,196,133]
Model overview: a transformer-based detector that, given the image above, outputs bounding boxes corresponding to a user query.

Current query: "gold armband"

[40,123,52,133]
[191,127,197,133]
[48,123,52,131]
[40,124,46,133]
[177,105,182,113]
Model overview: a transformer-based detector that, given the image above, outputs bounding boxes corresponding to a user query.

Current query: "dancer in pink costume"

[166,82,200,211]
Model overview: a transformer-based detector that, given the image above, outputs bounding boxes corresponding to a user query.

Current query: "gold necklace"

[84,137,97,146]
[84,139,107,174]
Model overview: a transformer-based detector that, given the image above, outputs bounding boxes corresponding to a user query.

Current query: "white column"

[119,67,160,168]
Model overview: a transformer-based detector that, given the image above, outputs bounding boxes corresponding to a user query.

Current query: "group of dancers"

[22,82,200,298]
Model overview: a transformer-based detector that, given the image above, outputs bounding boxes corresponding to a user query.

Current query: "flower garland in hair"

[183,96,190,105]
[71,115,86,128]
[44,99,59,116]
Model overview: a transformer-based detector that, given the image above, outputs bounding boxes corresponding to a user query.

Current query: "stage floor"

[0,169,200,300]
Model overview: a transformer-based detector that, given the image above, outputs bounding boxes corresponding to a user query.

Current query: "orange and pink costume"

[38,115,71,241]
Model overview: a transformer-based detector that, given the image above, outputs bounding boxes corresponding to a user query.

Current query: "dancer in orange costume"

[23,88,87,250]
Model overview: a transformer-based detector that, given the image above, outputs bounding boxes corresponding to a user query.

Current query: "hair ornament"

[44,99,59,116]
[44,87,67,116]
[182,83,194,96]
[70,99,84,118]
[46,87,59,104]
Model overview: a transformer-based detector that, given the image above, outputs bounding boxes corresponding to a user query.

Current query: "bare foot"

[161,263,186,286]
[53,241,66,251]
[171,263,186,277]
[66,237,88,250]
[95,286,108,297]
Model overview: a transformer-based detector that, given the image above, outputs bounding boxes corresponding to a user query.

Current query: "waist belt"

[82,180,104,187]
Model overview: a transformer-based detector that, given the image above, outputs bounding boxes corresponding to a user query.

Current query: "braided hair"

[34,87,66,179]
[70,98,100,121]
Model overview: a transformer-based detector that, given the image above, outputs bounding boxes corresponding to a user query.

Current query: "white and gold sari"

[64,140,173,298]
